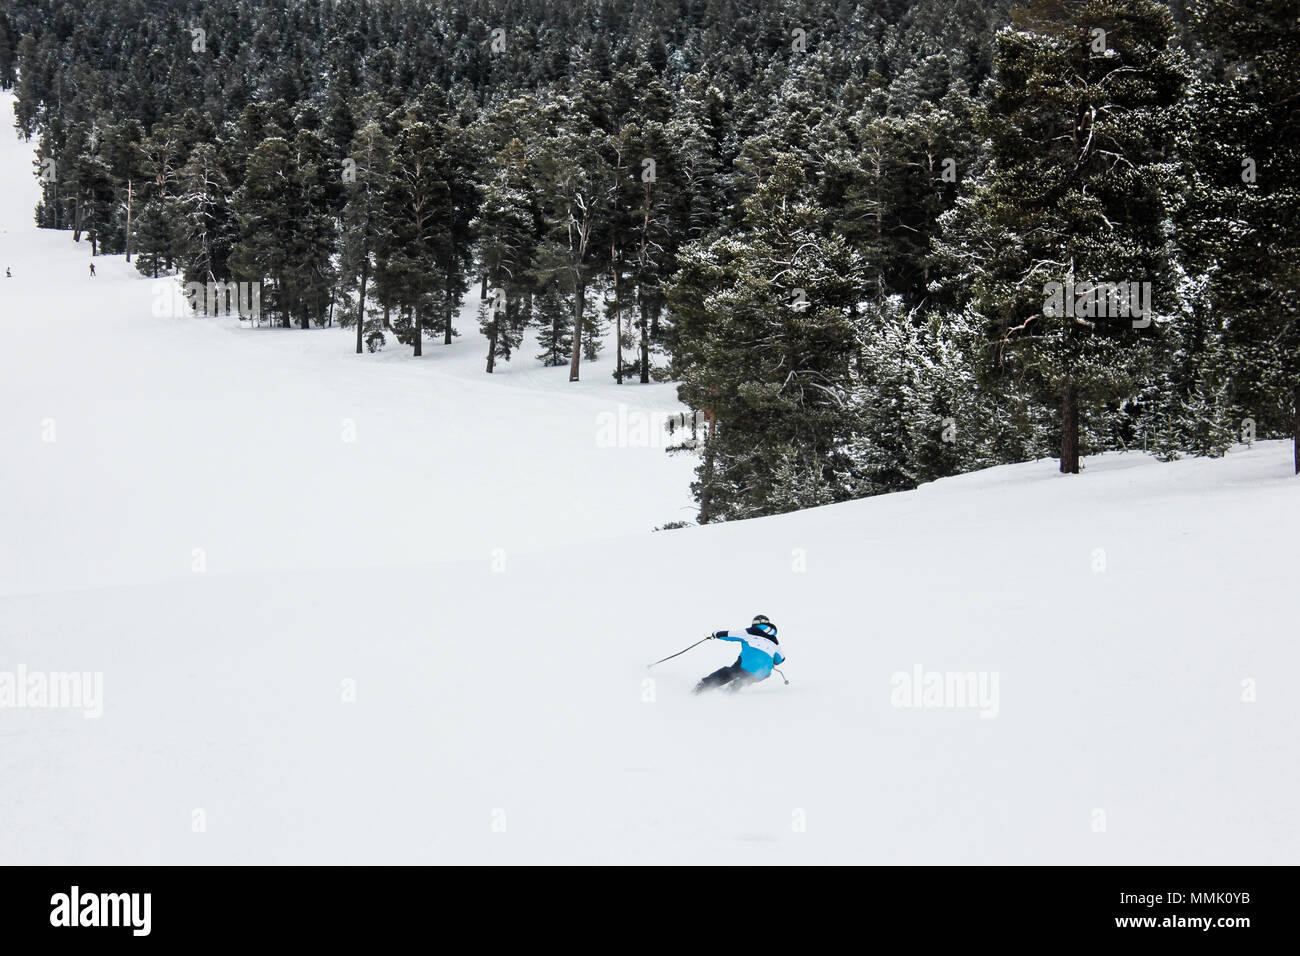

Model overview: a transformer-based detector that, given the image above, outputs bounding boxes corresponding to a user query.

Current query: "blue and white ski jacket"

[715,627,785,678]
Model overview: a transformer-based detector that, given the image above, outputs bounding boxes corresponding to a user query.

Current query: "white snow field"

[2,92,1298,864]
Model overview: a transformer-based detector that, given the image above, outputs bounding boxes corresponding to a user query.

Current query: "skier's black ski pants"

[696,656,756,692]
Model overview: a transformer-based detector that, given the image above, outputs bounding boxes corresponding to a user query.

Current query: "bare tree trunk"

[639,294,650,384]
[355,259,369,354]
[612,245,622,385]
[568,280,584,382]
[698,422,716,524]
[125,180,133,263]
[1294,384,1299,475]
[486,324,497,373]
[444,284,453,345]
[414,305,423,357]
[1060,376,1079,474]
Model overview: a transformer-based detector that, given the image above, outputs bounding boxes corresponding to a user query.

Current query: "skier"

[694,614,785,694]
[5,267,10,278]
[89,262,96,277]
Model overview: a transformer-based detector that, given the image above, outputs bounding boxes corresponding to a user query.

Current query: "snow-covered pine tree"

[843,304,1008,497]
[230,136,297,325]
[229,114,337,331]
[379,121,451,356]
[130,117,195,278]
[176,143,235,291]
[1179,0,1300,472]
[475,136,536,372]
[582,287,607,362]
[1131,274,1236,460]
[417,84,478,348]
[668,157,868,521]
[281,114,340,330]
[533,91,610,381]
[934,0,1190,474]
[534,284,572,367]
[340,118,394,353]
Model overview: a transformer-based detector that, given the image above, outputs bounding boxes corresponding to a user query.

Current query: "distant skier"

[89,262,96,277]
[5,267,10,277]
[694,614,785,694]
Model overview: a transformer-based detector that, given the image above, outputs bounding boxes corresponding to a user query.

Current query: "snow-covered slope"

[2,93,1297,864]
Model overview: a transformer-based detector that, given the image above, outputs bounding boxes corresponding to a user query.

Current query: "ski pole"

[774,667,789,685]
[647,636,712,668]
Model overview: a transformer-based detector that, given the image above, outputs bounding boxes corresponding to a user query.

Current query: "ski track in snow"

[2,93,1297,864]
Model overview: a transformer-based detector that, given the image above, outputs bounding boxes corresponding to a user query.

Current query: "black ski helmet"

[752,614,777,638]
